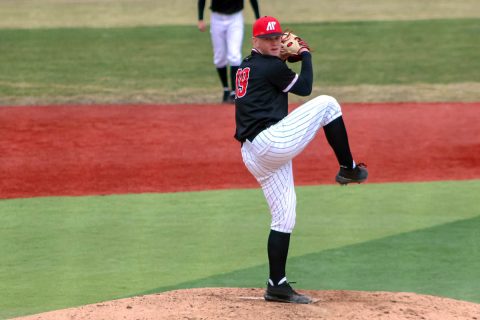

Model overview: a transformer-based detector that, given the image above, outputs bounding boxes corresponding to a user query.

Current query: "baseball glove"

[280,31,310,63]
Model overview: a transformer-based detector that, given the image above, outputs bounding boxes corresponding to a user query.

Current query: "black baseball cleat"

[264,281,312,304]
[222,90,230,103]
[335,163,368,185]
[228,90,236,103]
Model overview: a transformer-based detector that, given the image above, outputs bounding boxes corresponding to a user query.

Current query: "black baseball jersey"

[234,50,298,142]
[198,0,260,20]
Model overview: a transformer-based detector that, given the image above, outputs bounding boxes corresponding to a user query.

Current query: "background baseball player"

[234,16,368,304]
[197,0,260,103]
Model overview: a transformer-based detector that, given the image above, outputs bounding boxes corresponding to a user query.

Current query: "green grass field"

[1,1,479,318]
[1,181,479,319]
[1,18,479,104]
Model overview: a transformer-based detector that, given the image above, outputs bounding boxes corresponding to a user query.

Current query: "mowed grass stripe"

[149,215,480,303]
[0,180,479,318]
[0,19,478,104]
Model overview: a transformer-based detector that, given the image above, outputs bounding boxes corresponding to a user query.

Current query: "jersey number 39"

[235,67,250,98]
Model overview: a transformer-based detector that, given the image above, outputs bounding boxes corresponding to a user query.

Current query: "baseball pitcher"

[234,16,368,304]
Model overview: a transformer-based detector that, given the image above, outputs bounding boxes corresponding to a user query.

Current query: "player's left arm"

[289,51,313,96]
[267,56,312,96]
[249,0,261,19]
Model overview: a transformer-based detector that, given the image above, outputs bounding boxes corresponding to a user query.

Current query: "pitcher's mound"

[12,288,480,320]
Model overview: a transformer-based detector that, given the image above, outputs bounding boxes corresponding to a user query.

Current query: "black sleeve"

[198,0,206,20]
[249,0,260,19]
[289,52,313,96]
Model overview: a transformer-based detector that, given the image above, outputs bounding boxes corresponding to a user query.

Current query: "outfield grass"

[1,180,479,319]
[0,19,479,104]
[1,0,479,28]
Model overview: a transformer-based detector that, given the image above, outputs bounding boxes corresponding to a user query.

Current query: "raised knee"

[315,95,341,113]
[316,95,339,104]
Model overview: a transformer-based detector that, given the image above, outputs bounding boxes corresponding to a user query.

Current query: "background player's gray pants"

[241,95,342,233]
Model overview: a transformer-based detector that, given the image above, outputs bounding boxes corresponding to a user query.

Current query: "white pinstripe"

[241,95,342,233]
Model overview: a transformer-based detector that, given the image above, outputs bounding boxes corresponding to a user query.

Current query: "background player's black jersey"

[198,0,259,19]
[234,50,297,142]
[211,0,243,14]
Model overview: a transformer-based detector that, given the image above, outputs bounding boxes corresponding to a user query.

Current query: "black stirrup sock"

[230,66,239,92]
[323,116,354,169]
[268,229,291,285]
[216,66,228,88]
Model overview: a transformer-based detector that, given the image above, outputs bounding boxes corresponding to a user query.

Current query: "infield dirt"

[1,102,479,199]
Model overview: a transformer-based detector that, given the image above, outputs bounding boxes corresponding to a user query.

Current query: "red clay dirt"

[2,102,480,319]
[1,102,479,199]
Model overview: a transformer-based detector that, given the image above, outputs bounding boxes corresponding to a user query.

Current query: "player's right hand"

[198,20,206,32]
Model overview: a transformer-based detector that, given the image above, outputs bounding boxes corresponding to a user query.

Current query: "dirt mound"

[12,288,479,320]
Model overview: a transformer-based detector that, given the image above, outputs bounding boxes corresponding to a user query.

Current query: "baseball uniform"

[234,16,367,304]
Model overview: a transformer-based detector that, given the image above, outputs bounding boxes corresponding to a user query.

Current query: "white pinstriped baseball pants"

[241,95,343,233]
